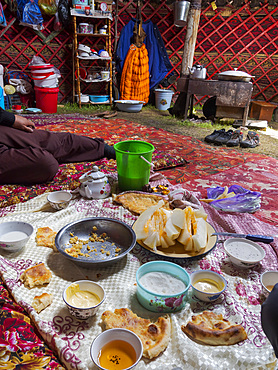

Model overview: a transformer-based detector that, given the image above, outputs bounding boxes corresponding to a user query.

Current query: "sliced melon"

[192,217,208,252]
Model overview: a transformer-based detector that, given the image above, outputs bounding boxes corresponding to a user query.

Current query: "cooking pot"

[217,68,254,82]
[188,64,206,79]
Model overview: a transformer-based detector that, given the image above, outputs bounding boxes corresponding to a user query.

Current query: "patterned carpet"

[0,113,277,225]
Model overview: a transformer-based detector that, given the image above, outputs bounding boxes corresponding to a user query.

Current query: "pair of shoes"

[204,128,225,143]
[226,129,243,147]
[205,129,244,146]
[240,131,260,148]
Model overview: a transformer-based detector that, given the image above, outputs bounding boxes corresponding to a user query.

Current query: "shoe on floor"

[240,131,260,148]
[204,128,225,143]
[213,129,234,145]
[226,129,243,147]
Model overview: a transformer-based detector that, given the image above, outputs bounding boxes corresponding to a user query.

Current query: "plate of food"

[55,217,136,268]
[133,201,218,260]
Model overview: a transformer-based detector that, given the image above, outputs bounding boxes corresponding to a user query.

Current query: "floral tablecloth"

[0,189,278,370]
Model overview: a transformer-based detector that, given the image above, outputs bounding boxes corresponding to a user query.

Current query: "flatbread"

[32,292,53,313]
[181,311,247,346]
[20,263,52,289]
[36,227,57,251]
[101,308,171,359]
[113,191,170,215]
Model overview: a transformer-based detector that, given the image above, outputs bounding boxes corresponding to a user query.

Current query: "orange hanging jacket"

[120,43,150,104]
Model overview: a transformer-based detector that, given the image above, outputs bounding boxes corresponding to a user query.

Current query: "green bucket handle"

[140,155,154,168]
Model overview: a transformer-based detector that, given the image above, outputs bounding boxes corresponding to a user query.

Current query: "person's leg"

[42,132,109,163]
[0,145,59,185]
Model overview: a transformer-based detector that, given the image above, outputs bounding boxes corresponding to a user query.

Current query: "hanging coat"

[120,43,150,103]
[115,18,173,89]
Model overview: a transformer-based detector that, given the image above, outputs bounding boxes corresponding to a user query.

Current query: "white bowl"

[78,44,91,53]
[260,271,278,294]
[0,221,34,253]
[115,100,145,113]
[224,238,265,268]
[90,328,143,370]
[63,280,105,320]
[79,51,90,58]
[76,94,90,103]
[47,191,72,210]
[190,270,227,302]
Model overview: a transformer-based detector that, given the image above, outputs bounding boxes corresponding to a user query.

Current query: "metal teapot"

[78,166,111,199]
[188,64,206,79]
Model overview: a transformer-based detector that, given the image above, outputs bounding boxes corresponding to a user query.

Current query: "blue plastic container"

[136,261,190,313]
[89,95,109,103]
[0,86,4,109]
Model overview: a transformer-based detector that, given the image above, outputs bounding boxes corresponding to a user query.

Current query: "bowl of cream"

[0,221,34,253]
[63,280,105,320]
[224,238,265,268]
[136,261,190,313]
[190,270,227,302]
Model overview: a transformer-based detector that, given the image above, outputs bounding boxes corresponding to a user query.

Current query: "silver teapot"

[78,166,111,199]
[188,64,206,79]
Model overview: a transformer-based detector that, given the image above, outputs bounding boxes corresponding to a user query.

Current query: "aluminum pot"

[217,68,254,82]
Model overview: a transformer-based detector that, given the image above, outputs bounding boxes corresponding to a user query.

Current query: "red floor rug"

[0,113,277,225]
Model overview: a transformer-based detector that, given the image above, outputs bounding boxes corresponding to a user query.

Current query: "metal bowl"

[55,217,136,268]
[115,100,145,113]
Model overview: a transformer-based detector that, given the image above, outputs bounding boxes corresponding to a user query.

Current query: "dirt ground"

[113,107,278,160]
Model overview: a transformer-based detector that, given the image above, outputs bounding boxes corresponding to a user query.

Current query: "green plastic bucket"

[114,140,155,191]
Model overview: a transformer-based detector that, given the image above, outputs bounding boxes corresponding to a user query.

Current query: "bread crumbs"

[64,227,122,260]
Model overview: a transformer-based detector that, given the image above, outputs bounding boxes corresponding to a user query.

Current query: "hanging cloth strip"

[115,18,173,90]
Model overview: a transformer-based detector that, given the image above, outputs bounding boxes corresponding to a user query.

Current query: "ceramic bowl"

[190,270,227,302]
[63,280,105,320]
[78,44,91,53]
[224,238,265,268]
[115,100,145,113]
[47,191,72,210]
[0,221,34,253]
[76,94,90,103]
[136,261,190,313]
[260,271,278,294]
[99,50,109,57]
[90,328,143,370]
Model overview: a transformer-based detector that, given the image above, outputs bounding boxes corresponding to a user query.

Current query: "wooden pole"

[170,0,202,117]
[181,0,202,76]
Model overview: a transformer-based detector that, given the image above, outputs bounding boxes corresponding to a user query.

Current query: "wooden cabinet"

[71,8,113,108]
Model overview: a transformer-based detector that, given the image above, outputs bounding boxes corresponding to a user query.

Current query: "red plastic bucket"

[35,87,59,113]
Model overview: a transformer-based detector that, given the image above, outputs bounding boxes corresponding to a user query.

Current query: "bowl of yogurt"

[0,221,34,253]
[63,280,106,320]
[136,261,190,313]
[224,238,265,268]
[190,270,227,302]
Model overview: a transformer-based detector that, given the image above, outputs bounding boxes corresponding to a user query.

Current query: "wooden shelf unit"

[71,8,113,108]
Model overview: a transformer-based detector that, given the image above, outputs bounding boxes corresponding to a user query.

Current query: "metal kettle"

[188,64,206,79]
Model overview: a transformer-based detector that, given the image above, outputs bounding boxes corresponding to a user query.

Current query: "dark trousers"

[0,126,104,185]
